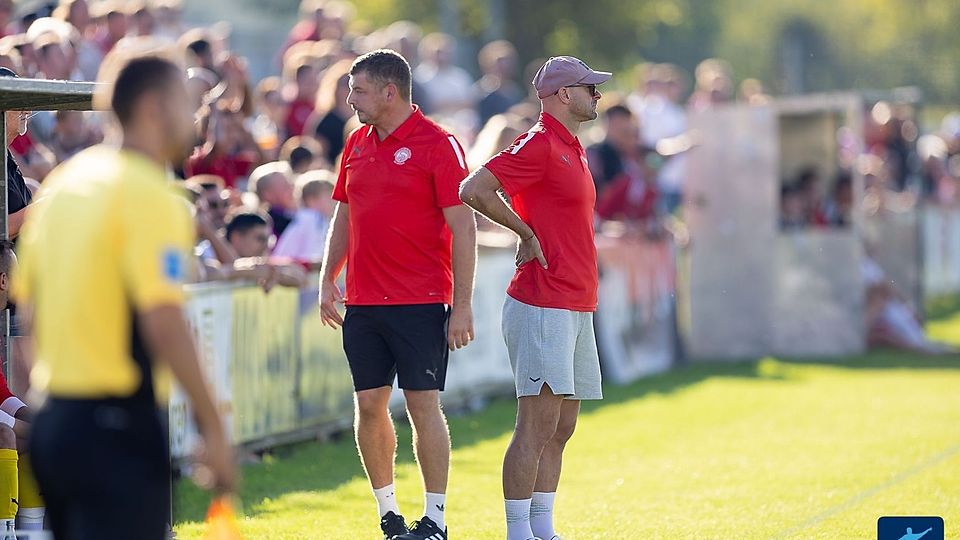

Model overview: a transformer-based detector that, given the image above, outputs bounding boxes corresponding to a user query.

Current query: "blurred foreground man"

[319,49,476,540]
[13,53,235,539]
[460,56,609,540]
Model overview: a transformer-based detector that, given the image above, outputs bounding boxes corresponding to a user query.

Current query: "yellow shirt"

[14,145,193,399]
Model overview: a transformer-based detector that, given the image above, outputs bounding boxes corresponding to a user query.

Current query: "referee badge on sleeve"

[162,248,185,283]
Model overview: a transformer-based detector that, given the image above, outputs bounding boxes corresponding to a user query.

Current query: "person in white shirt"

[273,170,335,265]
[627,63,688,214]
[863,252,955,354]
[413,32,477,131]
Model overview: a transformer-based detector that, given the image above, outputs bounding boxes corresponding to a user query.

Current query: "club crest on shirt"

[560,154,571,166]
[394,147,412,165]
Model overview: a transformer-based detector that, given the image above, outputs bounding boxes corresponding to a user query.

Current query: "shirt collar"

[540,112,579,146]
[365,105,424,142]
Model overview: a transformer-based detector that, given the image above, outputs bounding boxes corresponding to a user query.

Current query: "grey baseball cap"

[533,56,611,98]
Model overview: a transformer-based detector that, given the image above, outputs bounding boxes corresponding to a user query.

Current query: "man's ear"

[384,82,398,102]
[0,272,8,293]
[557,87,571,105]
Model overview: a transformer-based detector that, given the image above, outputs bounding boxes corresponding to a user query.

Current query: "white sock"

[505,498,534,540]
[373,484,401,518]
[530,492,556,539]
[424,492,446,530]
[16,507,44,530]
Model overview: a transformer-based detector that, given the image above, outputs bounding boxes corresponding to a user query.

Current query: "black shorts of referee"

[30,396,170,540]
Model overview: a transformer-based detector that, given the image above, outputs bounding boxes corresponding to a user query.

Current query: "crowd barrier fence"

[169,236,678,458]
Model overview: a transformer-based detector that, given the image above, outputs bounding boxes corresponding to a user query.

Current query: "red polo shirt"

[333,105,468,305]
[485,112,599,312]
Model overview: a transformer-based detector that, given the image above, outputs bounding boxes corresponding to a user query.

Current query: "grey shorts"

[502,295,602,400]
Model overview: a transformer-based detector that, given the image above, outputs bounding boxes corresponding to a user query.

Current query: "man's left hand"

[447,305,474,351]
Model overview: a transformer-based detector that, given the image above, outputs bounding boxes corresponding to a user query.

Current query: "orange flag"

[203,496,243,540]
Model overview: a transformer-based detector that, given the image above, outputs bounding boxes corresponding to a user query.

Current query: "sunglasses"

[564,84,599,97]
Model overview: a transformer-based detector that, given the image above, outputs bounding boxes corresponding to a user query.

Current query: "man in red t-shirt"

[318,49,476,540]
[460,56,609,540]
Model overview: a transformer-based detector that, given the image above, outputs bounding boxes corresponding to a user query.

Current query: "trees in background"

[264,0,960,104]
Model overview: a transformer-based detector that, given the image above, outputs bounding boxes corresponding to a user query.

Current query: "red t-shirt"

[10,133,33,156]
[0,367,14,404]
[184,149,256,189]
[333,106,468,305]
[485,113,599,312]
[596,172,658,221]
[285,99,315,138]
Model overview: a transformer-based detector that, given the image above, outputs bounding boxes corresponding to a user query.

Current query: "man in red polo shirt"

[460,56,610,540]
[318,49,476,540]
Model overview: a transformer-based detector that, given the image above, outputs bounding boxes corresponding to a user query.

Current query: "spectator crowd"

[0,0,957,335]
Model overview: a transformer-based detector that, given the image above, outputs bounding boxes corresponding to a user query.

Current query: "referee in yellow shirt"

[13,54,235,539]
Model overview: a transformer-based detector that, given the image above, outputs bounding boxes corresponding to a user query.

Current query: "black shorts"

[30,398,170,540]
[343,303,450,392]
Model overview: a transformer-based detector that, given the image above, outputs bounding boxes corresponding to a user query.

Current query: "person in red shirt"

[459,55,609,540]
[284,61,319,138]
[277,0,328,62]
[318,49,476,540]
[184,106,263,189]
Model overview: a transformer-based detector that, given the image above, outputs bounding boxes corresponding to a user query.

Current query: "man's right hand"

[516,234,548,269]
[319,279,345,328]
[194,424,237,495]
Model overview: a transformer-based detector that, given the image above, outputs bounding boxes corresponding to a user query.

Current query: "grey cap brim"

[580,71,612,85]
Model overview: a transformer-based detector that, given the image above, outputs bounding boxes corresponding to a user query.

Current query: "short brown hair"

[350,49,411,102]
[296,170,335,205]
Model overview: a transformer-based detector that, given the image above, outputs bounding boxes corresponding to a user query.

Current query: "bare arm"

[271,263,307,288]
[8,208,27,239]
[459,167,532,239]
[13,407,33,424]
[225,259,297,291]
[197,218,238,266]
[459,167,547,269]
[139,305,236,493]
[443,205,476,350]
[320,202,349,283]
[10,418,28,439]
[318,202,349,327]
[224,259,268,281]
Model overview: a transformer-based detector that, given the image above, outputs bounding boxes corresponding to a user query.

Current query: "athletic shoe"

[394,516,446,539]
[380,511,409,539]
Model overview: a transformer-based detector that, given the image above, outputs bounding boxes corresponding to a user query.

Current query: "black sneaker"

[394,516,447,540]
[380,511,409,539]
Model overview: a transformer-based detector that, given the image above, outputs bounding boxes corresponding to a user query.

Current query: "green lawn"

[175,310,960,539]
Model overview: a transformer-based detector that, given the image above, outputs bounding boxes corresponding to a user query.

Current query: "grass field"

[174,305,960,539]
